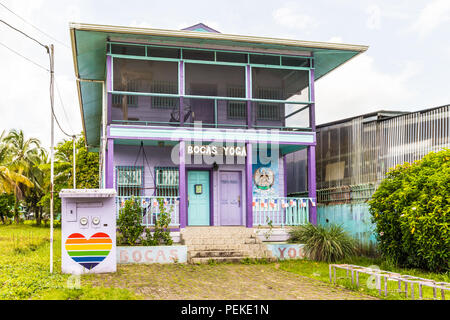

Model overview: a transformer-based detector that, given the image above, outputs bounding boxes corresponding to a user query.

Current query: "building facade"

[70,22,367,238]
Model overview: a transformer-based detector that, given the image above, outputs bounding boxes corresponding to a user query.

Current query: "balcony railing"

[252,197,310,226]
[116,196,180,227]
[115,196,310,228]
[109,93,312,131]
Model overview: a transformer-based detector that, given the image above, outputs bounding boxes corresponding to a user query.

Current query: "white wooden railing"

[116,196,179,227]
[252,197,311,226]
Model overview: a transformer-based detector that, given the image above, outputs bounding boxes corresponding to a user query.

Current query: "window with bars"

[116,166,143,196]
[112,80,138,107]
[227,87,246,119]
[256,87,281,121]
[151,80,178,109]
[155,167,179,197]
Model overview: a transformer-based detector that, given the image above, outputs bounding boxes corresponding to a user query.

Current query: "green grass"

[278,256,450,300]
[0,223,139,300]
[1,223,447,300]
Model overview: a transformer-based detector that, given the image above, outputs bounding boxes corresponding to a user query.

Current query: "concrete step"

[182,237,258,246]
[188,249,247,258]
[189,256,247,264]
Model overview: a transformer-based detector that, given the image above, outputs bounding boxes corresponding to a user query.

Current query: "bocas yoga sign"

[187,144,247,157]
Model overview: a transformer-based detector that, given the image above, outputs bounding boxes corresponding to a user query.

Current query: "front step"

[181,226,275,264]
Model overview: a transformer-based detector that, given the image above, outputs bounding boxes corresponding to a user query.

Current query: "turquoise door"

[188,170,210,226]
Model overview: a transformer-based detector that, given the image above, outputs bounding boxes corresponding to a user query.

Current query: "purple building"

[70,22,367,239]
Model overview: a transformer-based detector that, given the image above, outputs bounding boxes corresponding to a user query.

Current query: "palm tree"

[3,129,41,223]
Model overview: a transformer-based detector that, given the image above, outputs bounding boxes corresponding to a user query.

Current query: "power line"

[0,40,49,71]
[0,19,48,50]
[55,78,75,134]
[0,1,70,49]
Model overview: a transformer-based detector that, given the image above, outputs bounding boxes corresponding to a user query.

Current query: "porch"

[115,196,310,228]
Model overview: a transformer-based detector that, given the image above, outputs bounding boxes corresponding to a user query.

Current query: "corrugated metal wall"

[316,105,450,190]
[288,105,450,244]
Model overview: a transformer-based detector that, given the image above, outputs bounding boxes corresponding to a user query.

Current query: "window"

[150,80,178,109]
[227,87,246,119]
[155,167,179,197]
[111,44,145,56]
[113,58,178,94]
[257,103,280,120]
[112,80,138,107]
[116,166,143,196]
[182,49,215,61]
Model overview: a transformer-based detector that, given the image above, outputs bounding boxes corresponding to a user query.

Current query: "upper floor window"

[113,58,178,94]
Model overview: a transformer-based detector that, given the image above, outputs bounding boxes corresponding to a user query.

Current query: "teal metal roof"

[70,22,368,149]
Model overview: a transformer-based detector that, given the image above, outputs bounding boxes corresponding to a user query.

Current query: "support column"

[308,60,317,224]
[307,146,317,224]
[246,64,252,128]
[245,143,253,228]
[179,61,184,126]
[179,141,187,228]
[105,138,114,188]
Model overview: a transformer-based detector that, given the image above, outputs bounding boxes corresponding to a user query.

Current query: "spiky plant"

[288,223,356,262]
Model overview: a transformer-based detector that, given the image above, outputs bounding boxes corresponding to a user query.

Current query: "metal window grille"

[227,87,246,119]
[256,87,281,120]
[112,80,138,106]
[155,167,179,197]
[116,166,144,196]
[151,80,178,109]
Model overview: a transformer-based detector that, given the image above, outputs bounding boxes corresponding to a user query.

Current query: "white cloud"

[315,54,422,124]
[273,3,318,30]
[410,0,450,37]
[327,36,343,43]
[365,5,381,30]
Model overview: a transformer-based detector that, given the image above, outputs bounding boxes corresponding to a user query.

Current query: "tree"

[3,129,41,223]
[369,149,449,272]
[39,136,99,215]
[0,193,14,224]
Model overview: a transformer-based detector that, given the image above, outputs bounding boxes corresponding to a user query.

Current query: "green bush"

[141,198,173,246]
[288,223,356,262]
[369,149,449,272]
[117,198,144,245]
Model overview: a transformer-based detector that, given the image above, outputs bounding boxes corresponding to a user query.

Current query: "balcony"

[109,94,312,131]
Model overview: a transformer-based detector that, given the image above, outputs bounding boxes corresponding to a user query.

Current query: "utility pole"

[49,44,55,274]
[73,135,76,189]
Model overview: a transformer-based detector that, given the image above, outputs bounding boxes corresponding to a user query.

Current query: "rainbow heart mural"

[65,232,112,270]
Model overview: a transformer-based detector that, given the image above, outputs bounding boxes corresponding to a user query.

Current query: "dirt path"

[84,263,376,300]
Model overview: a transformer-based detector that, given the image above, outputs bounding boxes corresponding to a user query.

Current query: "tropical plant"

[369,149,449,272]
[0,129,37,223]
[142,199,173,246]
[288,223,356,262]
[117,198,145,245]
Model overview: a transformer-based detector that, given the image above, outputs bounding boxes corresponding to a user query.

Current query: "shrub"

[369,149,449,272]
[141,198,173,246]
[117,198,144,245]
[288,223,356,262]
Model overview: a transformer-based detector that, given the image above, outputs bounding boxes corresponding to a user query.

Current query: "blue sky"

[0,0,449,148]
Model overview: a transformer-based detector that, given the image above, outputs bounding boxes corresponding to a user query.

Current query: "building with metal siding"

[70,22,368,238]
[287,104,450,243]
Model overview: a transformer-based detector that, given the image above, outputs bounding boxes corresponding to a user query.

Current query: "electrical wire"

[0,19,48,50]
[0,40,49,71]
[0,1,70,49]
[55,78,75,134]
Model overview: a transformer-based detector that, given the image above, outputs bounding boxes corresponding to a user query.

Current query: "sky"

[0,0,449,149]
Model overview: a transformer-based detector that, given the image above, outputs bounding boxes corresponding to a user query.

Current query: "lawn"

[0,223,447,300]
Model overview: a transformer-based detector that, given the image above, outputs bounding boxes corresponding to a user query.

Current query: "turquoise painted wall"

[317,203,377,245]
